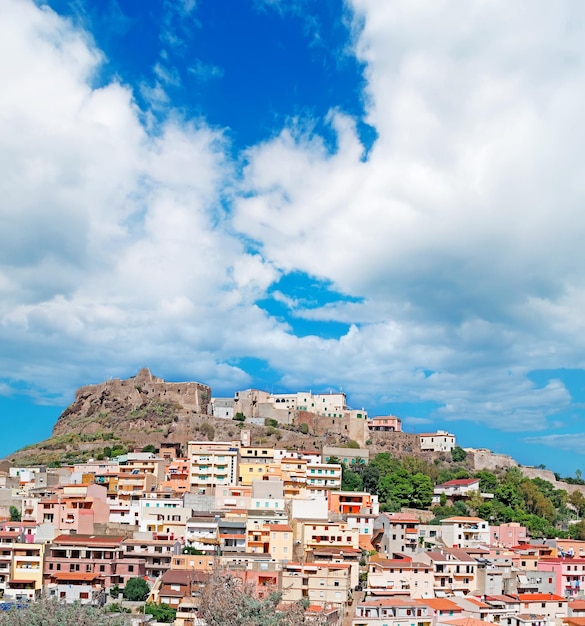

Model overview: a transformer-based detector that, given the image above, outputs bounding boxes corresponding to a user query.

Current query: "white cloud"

[188,60,224,81]
[524,433,585,456]
[232,0,585,430]
[0,0,285,400]
[3,0,585,439]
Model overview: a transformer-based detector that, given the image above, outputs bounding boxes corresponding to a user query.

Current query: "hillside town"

[1,383,585,626]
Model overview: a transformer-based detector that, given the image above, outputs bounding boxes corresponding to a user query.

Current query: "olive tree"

[0,597,130,626]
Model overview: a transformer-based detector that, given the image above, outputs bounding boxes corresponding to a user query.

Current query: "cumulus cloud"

[233,0,585,430]
[3,0,585,439]
[0,0,283,400]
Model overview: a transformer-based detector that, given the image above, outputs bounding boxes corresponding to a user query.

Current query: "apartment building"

[36,483,110,534]
[160,460,190,493]
[122,538,181,580]
[187,441,239,494]
[373,513,421,556]
[538,558,585,597]
[185,515,219,553]
[440,516,490,549]
[297,519,360,557]
[419,549,478,596]
[352,596,431,626]
[7,542,45,600]
[214,485,251,511]
[139,493,189,538]
[367,556,434,599]
[306,462,342,497]
[281,562,352,609]
[0,529,18,597]
[491,522,528,548]
[43,535,130,603]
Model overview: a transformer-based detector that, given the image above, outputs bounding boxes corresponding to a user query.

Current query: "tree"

[410,473,433,509]
[341,468,363,492]
[569,490,585,517]
[474,470,498,493]
[0,597,130,626]
[361,464,380,495]
[141,444,156,453]
[451,446,467,462]
[199,569,325,626]
[123,576,150,601]
[9,505,21,522]
[233,412,246,422]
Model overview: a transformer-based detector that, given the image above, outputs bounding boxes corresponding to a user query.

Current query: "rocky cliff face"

[52,368,211,438]
[10,369,213,464]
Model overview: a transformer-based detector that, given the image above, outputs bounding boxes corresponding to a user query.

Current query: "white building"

[440,516,490,548]
[419,430,456,452]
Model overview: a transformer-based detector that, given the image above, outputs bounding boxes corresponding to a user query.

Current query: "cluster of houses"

[0,417,583,626]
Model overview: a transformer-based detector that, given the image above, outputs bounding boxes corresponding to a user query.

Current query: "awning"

[517,575,529,585]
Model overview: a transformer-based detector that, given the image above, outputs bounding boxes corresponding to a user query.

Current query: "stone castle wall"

[72,368,210,416]
[295,411,369,447]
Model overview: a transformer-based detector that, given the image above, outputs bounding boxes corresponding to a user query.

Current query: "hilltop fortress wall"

[54,368,211,436]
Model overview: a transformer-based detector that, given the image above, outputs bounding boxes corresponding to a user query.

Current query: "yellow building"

[239,462,268,485]
[8,542,44,600]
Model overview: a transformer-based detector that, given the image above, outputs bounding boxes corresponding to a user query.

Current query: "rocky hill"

[7,369,386,465]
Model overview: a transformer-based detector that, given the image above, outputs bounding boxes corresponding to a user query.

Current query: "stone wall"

[54,368,212,436]
[469,449,519,472]
[519,467,585,497]
[295,411,369,447]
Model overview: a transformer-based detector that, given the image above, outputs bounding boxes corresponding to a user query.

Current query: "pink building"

[368,416,402,432]
[490,522,528,548]
[538,558,585,597]
[44,534,142,600]
[36,483,109,534]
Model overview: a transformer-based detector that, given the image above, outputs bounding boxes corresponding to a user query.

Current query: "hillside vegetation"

[335,449,585,539]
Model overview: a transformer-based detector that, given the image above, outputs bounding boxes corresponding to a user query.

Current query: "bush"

[233,412,246,422]
[142,444,156,453]
[200,422,215,441]
[299,423,309,435]
[265,418,278,428]
[145,603,177,623]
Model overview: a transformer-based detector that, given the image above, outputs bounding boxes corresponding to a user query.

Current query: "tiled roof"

[438,479,480,487]
[517,593,566,602]
[422,598,463,611]
[53,534,125,546]
[50,572,101,581]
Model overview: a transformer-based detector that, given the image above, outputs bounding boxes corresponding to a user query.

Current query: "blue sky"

[2,0,585,476]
